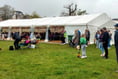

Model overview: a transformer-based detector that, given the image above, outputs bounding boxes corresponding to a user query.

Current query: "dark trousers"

[115,46,118,63]
[103,43,108,58]
[14,39,20,49]
[86,38,89,45]
[61,37,65,43]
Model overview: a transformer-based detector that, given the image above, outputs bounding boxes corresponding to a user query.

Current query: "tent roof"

[0,19,32,27]
[32,13,104,26]
[0,13,113,27]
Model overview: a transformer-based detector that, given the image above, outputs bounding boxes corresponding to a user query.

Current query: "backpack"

[9,46,14,50]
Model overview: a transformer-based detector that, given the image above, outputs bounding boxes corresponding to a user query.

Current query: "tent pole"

[45,25,49,42]
[19,27,22,36]
[86,24,88,29]
[7,27,11,40]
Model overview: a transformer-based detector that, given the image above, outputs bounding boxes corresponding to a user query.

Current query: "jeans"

[108,39,111,48]
[99,42,104,54]
[81,44,86,56]
[96,40,99,48]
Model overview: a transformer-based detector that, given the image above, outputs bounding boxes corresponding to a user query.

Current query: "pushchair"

[69,39,75,47]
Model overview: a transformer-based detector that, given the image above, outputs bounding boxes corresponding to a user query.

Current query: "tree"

[61,3,77,16]
[77,9,88,15]
[23,14,31,19]
[0,5,41,20]
[61,3,88,16]
[30,11,40,18]
[0,5,14,20]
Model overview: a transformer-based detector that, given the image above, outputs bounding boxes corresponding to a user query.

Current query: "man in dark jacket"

[85,29,90,45]
[102,27,109,59]
[13,32,21,50]
[114,24,118,63]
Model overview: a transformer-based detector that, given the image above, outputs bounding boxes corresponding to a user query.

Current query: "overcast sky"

[0,0,118,18]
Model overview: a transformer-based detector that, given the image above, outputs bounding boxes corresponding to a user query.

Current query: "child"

[80,34,87,58]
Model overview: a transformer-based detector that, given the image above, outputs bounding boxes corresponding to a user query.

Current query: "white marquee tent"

[0,13,115,44]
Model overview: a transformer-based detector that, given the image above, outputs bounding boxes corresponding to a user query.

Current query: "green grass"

[0,40,118,79]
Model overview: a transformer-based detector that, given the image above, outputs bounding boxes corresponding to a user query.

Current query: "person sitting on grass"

[80,34,87,58]
[19,38,31,47]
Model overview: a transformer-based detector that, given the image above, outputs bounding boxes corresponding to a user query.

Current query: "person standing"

[102,27,109,59]
[95,30,100,48]
[114,24,118,63]
[80,34,87,58]
[108,30,112,49]
[61,30,66,44]
[99,29,105,56]
[73,29,81,57]
[12,32,21,50]
[85,29,90,46]
[64,30,67,43]
[73,29,81,47]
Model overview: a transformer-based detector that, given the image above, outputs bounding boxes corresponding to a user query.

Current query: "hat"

[114,24,118,27]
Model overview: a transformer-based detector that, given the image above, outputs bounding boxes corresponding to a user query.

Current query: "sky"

[0,0,118,18]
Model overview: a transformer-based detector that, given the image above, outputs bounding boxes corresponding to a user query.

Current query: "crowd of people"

[1,26,118,64]
[0,31,68,42]
[11,32,40,50]
[70,27,113,59]
[10,30,68,50]
[1,25,118,71]
[94,27,111,59]
[0,32,42,40]
[0,32,8,40]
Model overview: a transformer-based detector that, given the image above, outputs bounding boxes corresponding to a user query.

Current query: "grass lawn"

[0,40,118,79]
